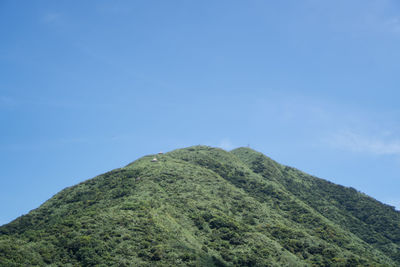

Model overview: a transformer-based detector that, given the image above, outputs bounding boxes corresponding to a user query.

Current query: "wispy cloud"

[384,198,400,210]
[0,95,16,108]
[217,138,235,151]
[309,0,400,36]
[327,131,400,156]
[362,1,400,35]
[42,13,61,23]
[383,17,400,34]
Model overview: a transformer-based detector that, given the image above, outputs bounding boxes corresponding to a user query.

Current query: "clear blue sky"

[1,0,400,226]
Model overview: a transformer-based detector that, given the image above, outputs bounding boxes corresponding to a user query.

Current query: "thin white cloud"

[42,13,60,23]
[362,1,400,35]
[328,131,400,156]
[0,96,16,107]
[384,198,400,211]
[218,139,235,151]
[384,17,400,33]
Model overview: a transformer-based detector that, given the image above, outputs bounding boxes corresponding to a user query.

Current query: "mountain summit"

[1,146,399,266]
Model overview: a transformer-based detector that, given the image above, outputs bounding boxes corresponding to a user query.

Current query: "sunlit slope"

[0,146,398,266]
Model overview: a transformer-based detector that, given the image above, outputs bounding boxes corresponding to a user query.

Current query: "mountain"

[1,146,399,266]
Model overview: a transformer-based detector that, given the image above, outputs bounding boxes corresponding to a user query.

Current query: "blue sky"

[1,0,400,225]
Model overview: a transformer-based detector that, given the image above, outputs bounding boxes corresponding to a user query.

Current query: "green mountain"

[1,146,399,266]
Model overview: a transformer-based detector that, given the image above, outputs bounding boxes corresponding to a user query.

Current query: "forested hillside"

[1,146,399,266]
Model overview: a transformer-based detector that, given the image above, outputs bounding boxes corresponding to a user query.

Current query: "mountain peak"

[1,146,399,266]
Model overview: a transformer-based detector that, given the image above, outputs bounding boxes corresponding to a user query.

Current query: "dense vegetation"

[1,146,399,266]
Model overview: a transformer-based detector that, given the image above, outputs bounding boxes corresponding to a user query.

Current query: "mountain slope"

[0,146,399,266]
[231,147,400,263]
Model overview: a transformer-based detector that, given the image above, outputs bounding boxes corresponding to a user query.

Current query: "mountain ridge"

[1,145,399,266]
